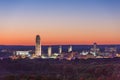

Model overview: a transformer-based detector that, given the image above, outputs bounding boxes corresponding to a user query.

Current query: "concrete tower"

[35,35,41,56]
[59,46,62,54]
[93,43,97,53]
[48,46,52,57]
[68,45,72,52]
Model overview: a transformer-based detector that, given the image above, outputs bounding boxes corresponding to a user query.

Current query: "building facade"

[35,35,41,56]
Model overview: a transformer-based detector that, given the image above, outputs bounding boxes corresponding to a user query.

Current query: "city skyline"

[0,0,120,45]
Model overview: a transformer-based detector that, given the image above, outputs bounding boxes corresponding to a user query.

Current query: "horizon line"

[0,44,120,46]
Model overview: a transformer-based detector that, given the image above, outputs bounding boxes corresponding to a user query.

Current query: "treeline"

[0,58,120,80]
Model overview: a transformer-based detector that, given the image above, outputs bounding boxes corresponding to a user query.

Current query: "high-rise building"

[90,42,100,56]
[48,46,52,57]
[93,42,97,53]
[59,45,62,54]
[35,35,41,56]
[68,45,72,52]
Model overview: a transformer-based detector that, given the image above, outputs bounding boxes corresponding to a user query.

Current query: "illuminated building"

[80,51,88,55]
[105,47,117,53]
[116,54,120,57]
[93,43,97,52]
[59,45,62,54]
[68,45,72,52]
[35,35,41,56]
[48,46,52,57]
[105,47,117,58]
[15,51,30,56]
[91,43,100,56]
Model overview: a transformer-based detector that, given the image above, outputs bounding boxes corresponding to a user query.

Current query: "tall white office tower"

[68,45,72,52]
[59,46,62,54]
[35,35,41,56]
[48,46,52,57]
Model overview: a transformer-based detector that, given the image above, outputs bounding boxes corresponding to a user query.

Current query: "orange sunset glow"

[0,0,120,45]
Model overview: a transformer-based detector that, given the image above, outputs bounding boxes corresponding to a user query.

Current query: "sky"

[0,0,120,45]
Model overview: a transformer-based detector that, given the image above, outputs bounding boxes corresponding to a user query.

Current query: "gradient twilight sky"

[0,0,120,45]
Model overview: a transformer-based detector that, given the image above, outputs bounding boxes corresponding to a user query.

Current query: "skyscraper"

[68,45,72,52]
[35,35,41,56]
[93,43,97,53]
[90,42,100,56]
[59,45,62,54]
[48,46,52,57]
